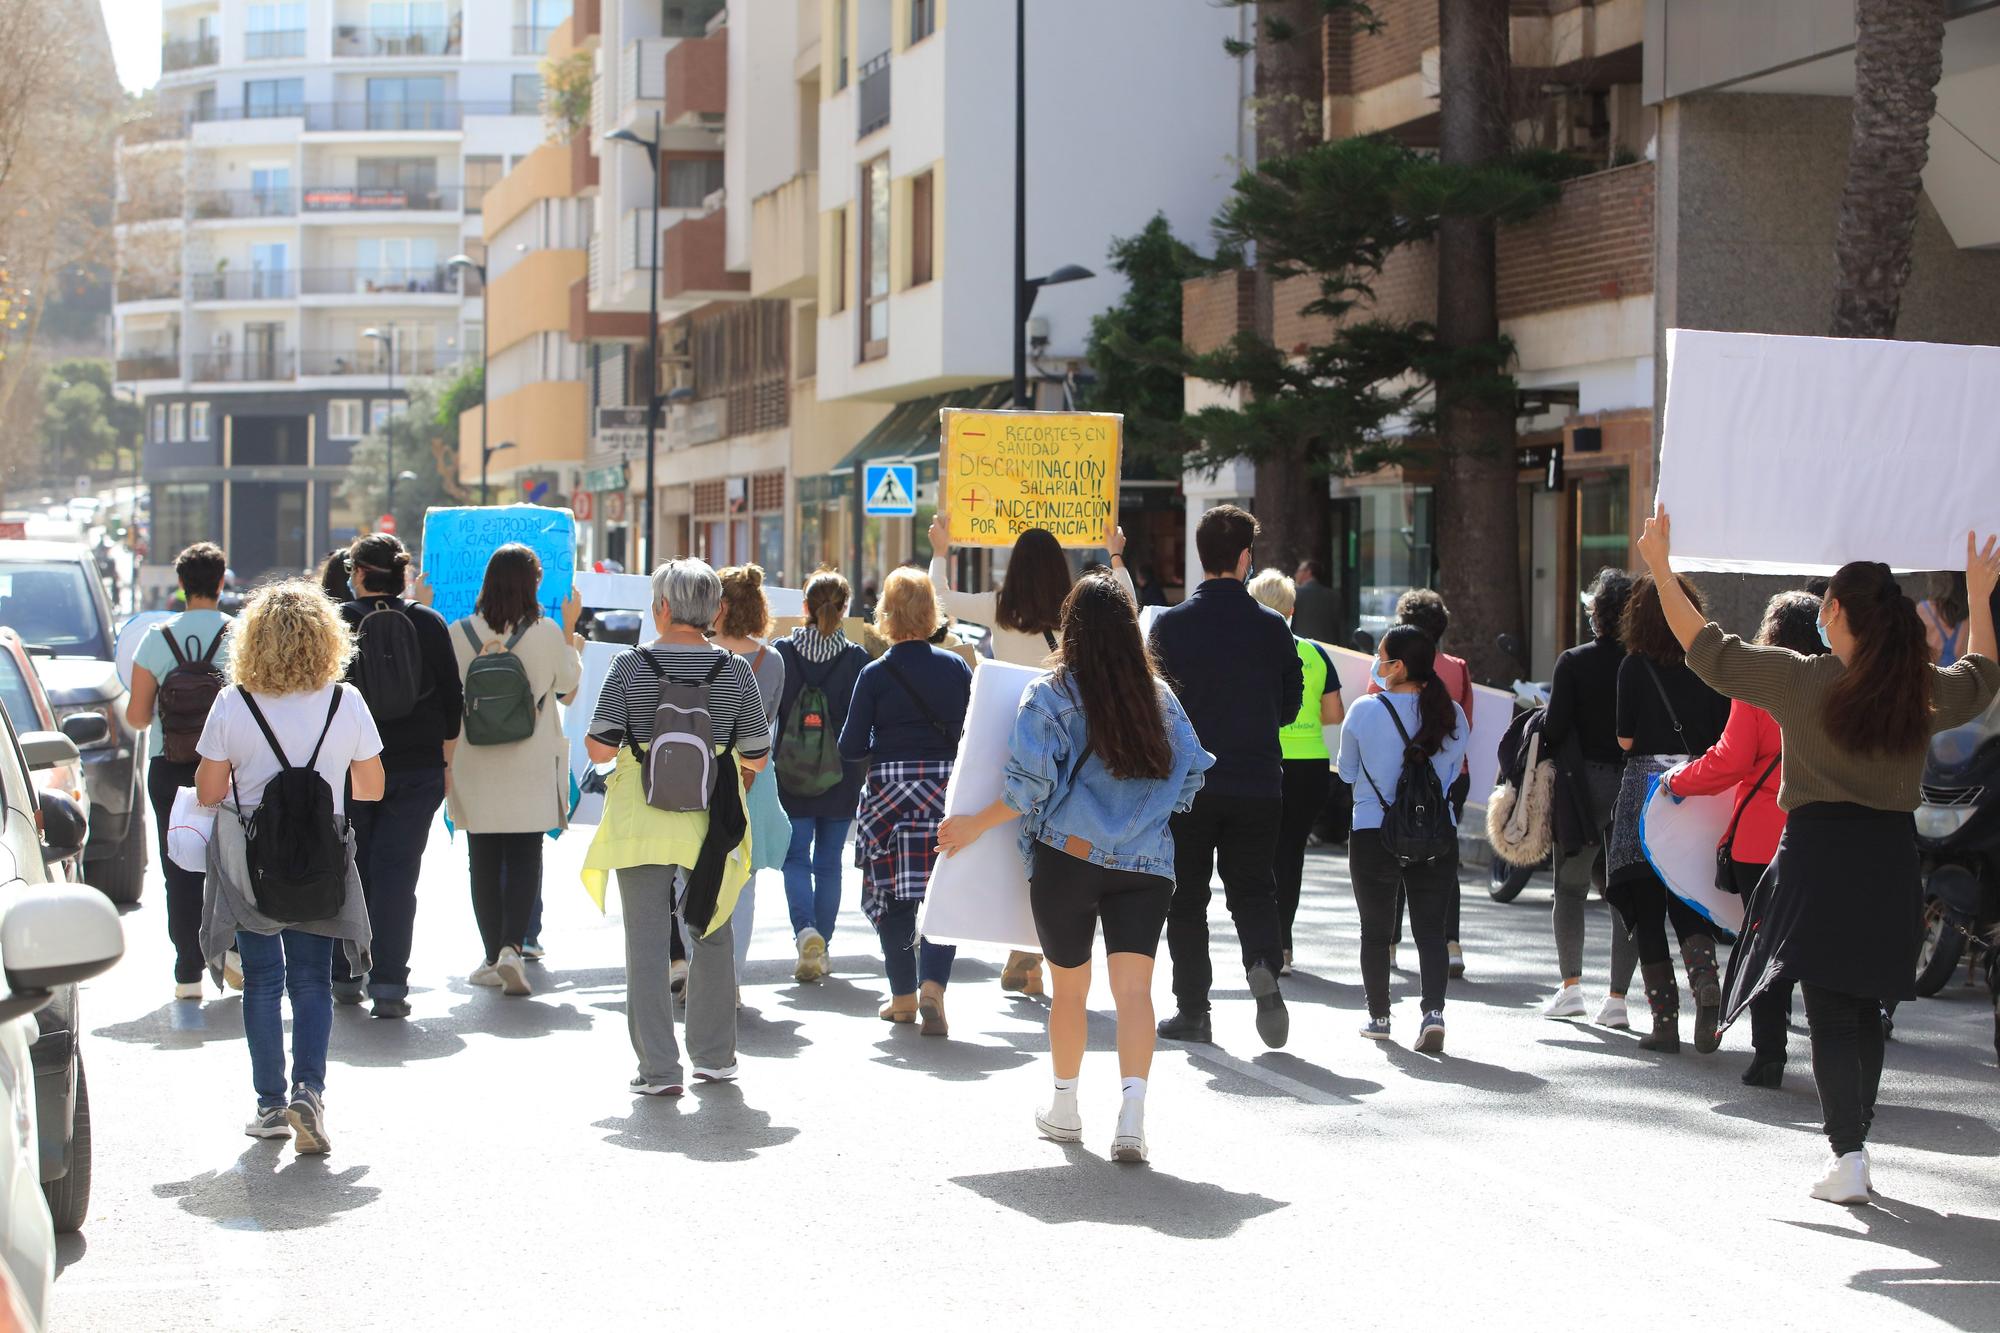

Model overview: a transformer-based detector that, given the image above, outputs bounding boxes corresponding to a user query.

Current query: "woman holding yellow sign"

[929,513,1136,997]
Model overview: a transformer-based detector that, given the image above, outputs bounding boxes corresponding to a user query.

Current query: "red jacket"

[1669,698,1784,865]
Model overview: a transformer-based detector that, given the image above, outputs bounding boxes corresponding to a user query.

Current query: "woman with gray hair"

[582,559,771,1095]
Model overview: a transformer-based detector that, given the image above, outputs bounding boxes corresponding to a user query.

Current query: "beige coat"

[446,614,583,834]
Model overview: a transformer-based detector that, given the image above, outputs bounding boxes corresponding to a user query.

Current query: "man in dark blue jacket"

[1148,505,1300,1047]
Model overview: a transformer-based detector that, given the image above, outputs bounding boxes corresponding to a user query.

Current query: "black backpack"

[1359,697,1459,867]
[231,691,349,923]
[157,623,228,764]
[353,600,427,722]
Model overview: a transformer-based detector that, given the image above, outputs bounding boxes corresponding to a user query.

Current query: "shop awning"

[830,382,1012,473]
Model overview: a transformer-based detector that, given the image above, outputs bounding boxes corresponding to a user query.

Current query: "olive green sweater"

[1685,623,2000,813]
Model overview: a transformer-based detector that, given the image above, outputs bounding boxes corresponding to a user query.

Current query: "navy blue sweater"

[838,641,971,764]
[1149,578,1303,800]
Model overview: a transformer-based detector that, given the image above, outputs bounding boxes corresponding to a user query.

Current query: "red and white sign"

[605,490,627,523]
[574,491,594,522]
[376,513,397,535]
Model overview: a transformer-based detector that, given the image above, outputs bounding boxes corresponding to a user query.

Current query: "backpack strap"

[1641,659,1690,753]
[199,620,228,666]
[162,626,190,669]
[238,691,297,771]
[1718,752,1782,858]
[505,625,529,651]
[304,689,343,770]
[1042,629,1058,652]
[459,619,483,653]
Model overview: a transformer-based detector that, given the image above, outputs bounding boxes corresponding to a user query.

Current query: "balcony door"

[251,165,291,217]
[366,77,448,131]
[244,322,286,380]
[356,157,439,210]
[353,237,439,293]
[249,242,288,299]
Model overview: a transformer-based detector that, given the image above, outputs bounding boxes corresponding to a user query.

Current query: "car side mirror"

[17,731,79,773]
[58,712,109,747]
[0,884,124,1023]
[37,789,87,864]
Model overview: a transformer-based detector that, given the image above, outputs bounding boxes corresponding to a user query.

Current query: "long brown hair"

[1622,571,1705,665]
[1380,624,1459,755]
[1053,571,1171,780]
[995,528,1072,635]
[802,569,850,635]
[1823,561,1932,755]
[476,543,543,632]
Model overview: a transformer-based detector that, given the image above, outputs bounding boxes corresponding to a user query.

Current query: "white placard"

[1658,328,1998,574]
[919,661,1042,952]
[1639,774,1745,936]
[113,611,173,690]
[563,639,627,826]
[574,571,805,625]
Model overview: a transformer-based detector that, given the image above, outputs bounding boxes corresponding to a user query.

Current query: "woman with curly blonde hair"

[195,580,385,1154]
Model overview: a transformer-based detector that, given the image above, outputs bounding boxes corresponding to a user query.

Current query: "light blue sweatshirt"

[1337,690,1473,831]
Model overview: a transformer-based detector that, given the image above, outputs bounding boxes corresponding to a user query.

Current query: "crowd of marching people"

[125,498,2000,1199]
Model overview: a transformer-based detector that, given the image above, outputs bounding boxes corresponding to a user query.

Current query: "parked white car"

[0,706,125,1328]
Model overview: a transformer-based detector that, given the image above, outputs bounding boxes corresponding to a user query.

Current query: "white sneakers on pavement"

[693,1064,739,1083]
[1110,1099,1147,1164]
[794,929,828,983]
[287,1086,330,1155]
[630,1076,686,1097]
[1810,1151,1871,1205]
[174,981,204,1002]
[245,1105,290,1140]
[469,960,502,987]
[1542,984,1587,1019]
[495,945,531,996]
[1595,993,1631,1029]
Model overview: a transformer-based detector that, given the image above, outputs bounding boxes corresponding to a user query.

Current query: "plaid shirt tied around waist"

[854,759,953,925]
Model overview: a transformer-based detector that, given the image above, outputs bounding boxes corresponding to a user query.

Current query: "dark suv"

[0,541,146,903]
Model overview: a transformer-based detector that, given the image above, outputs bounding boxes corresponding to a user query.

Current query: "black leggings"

[467,832,542,964]
[1350,829,1455,1015]
[1276,759,1332,951]
[1614,870,1715,964]
[1802,983,1886,1155]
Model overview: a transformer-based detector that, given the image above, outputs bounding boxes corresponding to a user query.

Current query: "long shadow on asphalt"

[326,989,595,1068]
[952,1144,1288,1239]
[1183,1050,1383,1105]
[94,998,248,1050]
[871,1027,1036,1082]
[1376,1041,1549,1093]
[1711,1094,2000,1158]
[154,1144,381,1231]
[593,1083,800,1162]
[1786,1195,2000,1331]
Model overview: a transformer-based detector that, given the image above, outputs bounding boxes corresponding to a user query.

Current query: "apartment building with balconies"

[115,0,564,584]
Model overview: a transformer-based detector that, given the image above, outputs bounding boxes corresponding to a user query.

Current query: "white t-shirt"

[197,683,384,816]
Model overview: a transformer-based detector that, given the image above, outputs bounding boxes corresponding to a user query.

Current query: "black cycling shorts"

[1028,841,1173,969]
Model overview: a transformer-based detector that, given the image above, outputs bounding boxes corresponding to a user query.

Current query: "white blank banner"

[1657,328,1998,574]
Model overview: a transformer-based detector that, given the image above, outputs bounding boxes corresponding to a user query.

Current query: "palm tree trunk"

[1831,0,1946,339]
[1251,0,1327,576]
[1432,0,1518,685]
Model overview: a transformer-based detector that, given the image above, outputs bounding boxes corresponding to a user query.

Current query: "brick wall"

[1181,269,1258,355]
[1496,159,1653,320]
[1349,0,1437,93]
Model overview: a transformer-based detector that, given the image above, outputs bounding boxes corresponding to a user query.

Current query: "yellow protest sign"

[940,408,1123,548]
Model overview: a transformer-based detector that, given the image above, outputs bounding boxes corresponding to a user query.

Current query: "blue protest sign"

[863,462,917,516]
[421,505,577,624]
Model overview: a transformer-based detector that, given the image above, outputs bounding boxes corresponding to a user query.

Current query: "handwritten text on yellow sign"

[940,408,1123,548]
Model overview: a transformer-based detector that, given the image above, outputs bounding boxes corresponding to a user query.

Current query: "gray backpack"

[459,620,539,746]
[636,649,730,812]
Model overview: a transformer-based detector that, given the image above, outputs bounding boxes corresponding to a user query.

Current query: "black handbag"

[1714,753,1781,895]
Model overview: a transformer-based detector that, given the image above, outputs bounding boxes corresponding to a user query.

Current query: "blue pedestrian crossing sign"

[863,462,918,516]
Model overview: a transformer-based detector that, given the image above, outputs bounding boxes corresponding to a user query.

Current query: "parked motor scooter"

[1911,701,2000,998]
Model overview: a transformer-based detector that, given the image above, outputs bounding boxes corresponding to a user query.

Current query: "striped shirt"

[588,644,770,758]
[787,626,849,664]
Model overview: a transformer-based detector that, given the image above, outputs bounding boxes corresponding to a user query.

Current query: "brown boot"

[1681,934,1723,1054]
[918,980,949,1036]
[879,994,917,1023]
[1000,951,1045,997]
[1636,961,1681,1052]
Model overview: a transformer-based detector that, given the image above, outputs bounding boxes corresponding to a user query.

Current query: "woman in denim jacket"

[939,572,1212,1164]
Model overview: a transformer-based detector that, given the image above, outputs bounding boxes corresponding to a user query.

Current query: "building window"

[664,156,725,209]
[245,3,306,59]
[464,155,503,213]
[512,73,543,116]
[150,403,166,441]
[835,0,849,90]
[168,402,186,442]
[154,483,213,559]
[190,402,210,441]
[370,400,393,433]
[858,157,889,361]
[242,78,305,118]
[832,208,849,314]
[910,0,936,43]
[329,399,364,439]
[910,169,934,287]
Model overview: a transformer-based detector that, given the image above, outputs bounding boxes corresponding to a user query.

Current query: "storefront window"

[1572,468,1630,645]
[1352,484,1433,641]
[756,515,784,583]
[154,483,214,558]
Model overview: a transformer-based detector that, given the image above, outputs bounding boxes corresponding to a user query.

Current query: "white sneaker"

[1810,1152,1871,1205]
[469,960,502,987]
[794,928,828,983]
[630,1075,685,1097]
[244,1104,290,1140]
[1860,1147,1875,1193]
[174,981,204,1002]
[1110,1099,1148,1163]
[222,949,244,991]
[495,946,531,996]
[1595,994,1631,1029]
[692,1064,739,1083]
[1036,1100,1083,1143]
[1542,984,1587,1019]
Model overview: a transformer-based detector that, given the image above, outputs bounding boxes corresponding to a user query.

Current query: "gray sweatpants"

[1552,836,1638,992]
[618,865,737,1082]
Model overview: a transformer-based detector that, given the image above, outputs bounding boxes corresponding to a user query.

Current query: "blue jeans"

[337,766,445,998]
[783,816,850,942]
[237,929,334,1109]
[875,898,955,995]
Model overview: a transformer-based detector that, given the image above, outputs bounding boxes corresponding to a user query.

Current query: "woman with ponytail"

[1638,506,2000,1205]
[769,570,871,982]
[1337,624,1472,1052]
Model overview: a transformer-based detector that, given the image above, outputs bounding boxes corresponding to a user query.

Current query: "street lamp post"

[1009,2,1092,408]
[363,325,397,521]
[446,253,491,502]
[608,112,663,571]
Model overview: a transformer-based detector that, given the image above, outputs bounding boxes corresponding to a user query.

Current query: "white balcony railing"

[618,37,669,122]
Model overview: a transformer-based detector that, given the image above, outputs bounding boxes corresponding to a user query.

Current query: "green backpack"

[459,620,539,746]
[775,654,846,798]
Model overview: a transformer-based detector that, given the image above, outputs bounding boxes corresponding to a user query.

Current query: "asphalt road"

[48,815,2000,1332]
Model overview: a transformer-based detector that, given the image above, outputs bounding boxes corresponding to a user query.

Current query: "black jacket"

[1150,578,1302,800]
[339,596,464,773]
